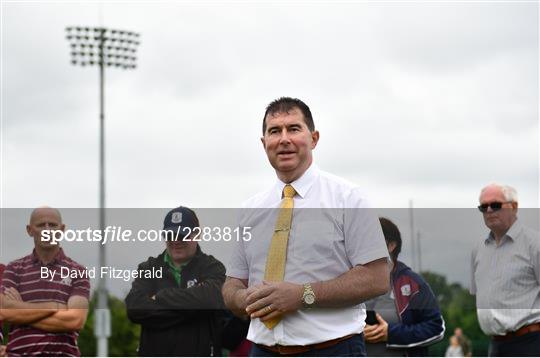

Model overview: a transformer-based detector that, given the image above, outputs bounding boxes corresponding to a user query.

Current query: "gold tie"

[263,184,296,329]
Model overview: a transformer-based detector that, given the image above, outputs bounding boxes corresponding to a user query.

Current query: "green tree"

[78,294,140,356]
[421,271,489,356]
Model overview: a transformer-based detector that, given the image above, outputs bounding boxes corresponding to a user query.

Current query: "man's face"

[26,208,65,250]
[261,108,319,182]
[165,232,198,265]
[479,186,517,234]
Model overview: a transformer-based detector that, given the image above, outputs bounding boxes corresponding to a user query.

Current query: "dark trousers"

[489,332,540,357]
[250,334,366,357]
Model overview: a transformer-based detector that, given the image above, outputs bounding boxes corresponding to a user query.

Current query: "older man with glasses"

[471,183,540,356]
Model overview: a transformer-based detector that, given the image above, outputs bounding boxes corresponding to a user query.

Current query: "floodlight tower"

[65,26,140,357]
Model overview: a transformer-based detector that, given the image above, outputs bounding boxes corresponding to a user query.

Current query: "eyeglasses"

[477,201,512,213]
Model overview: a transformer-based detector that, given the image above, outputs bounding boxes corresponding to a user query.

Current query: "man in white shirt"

[471,183,540,356]
[222,97,390,356]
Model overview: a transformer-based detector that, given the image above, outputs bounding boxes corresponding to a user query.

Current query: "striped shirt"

[1,248,90,356]
[0,263,4,343]
[471,220,540,336]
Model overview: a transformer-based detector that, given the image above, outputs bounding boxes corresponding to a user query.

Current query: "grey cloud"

[2,2,538,211]
[373,3,538,72]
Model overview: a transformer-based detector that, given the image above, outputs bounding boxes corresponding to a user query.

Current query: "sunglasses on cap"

[477,201,512,213]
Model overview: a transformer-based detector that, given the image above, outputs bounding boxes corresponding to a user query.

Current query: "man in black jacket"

[125,206,226,356]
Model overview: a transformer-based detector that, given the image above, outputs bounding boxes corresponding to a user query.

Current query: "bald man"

[0,207,90,356]
[471,184,540,356]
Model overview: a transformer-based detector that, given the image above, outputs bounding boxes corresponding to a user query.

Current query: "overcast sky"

[1,1,539,293]
[2,1,538,209]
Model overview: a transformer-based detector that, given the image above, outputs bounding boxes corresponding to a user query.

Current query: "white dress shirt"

[227,164,389,346]
[471,219,540,336]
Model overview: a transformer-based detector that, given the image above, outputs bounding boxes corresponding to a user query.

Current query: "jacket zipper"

[391,276,402,323]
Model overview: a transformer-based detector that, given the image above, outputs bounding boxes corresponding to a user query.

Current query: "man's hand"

[0,288,64,324]
[1,288,64,310]
[3,288,23,302]
[30,295,88,332]
[236,284,260,309]
[222,277,251,318]
[245,281,303,322]
[364,313,388,343]
[224,284,263,319]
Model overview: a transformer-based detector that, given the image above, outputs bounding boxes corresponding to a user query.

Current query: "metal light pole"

[65,26,140,357]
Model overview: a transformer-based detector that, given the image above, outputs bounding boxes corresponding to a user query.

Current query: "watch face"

[304,294,315,305]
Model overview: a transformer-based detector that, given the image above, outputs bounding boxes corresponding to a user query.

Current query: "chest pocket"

[291,220,337,261]
[500,251,535,293]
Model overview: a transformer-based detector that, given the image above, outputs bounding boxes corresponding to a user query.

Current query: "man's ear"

[261,136,266,149]
[311,130,320,149]
[26,224,32,236]
[387,241,397,255]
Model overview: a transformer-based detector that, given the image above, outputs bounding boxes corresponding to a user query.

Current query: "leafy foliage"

[422,271,490,356]
[78,294,140,356]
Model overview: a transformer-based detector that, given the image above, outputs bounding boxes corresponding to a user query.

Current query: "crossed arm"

[0,287,88,332]
[222,257,390,321]
[126,260,226,328]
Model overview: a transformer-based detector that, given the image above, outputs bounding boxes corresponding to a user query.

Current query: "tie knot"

[283,184,296,199]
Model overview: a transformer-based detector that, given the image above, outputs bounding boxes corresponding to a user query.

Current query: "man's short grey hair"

[479,183,519,203]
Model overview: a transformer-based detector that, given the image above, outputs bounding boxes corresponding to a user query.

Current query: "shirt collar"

[485,219,522,244]
[164,250,190,271]
[274,163,319,199]
[504,219,522,241]
[31,247,66,265]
